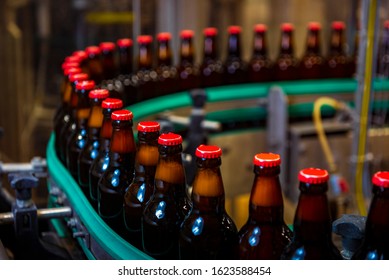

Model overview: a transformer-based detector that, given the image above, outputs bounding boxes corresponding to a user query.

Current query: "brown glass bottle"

[89,98,123,207]
[117,38,133,75]
[72,50,89,73]
[224,26,247,85]
[200,27,224,88]
[85,46,104,84]
[248,24,273,83]
[78,89,109,195]
[325,21,349,78]
[179,145,238,260]
[142,133,191,259]
[99,42,118,80]
[177,30,201,91]
[156,32,178,95]
[238,153,292,260]
[377,20,389,77]
[352,171,389,260]
[281,168,342,260]
[299,22,325,80]
[97,109,136,233]
[274,23,299,81]
[123,121,160,249]
[66,80,95,179]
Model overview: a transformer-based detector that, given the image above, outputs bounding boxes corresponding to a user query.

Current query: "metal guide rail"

[46,79,389,260]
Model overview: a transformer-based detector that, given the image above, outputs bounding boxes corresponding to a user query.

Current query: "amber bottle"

[238,153,292,259]
[99,42,117,80]
[299,22,325,80]
[142,133,191,259]
[117,38,133,75]
[274,23,299,81]
[89,98,123,207]
[85,46,104,84]
[325,21,349,78]
[281,168,342,260]
[123,121,160,249]
[78,89,109,195]
[177,30,201,91]
[352,171,389,260]
[66,80,95,179]
[156,32,178,95]
[224,26,247,85]
[248,24,273,83]
[97,109,136,233]
[57,60,80,118]
[200,27,224,88]
[179,145,238,260]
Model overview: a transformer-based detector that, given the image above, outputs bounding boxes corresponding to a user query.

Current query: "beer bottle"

[142,133,191,259]
[177,30,201,91]
[274,23,299,81]
[85,46,104,84]
[238,153,292,259]
[377,20,389,77]
[57,60,80,114]
[72,50,89,73]
[98,109,136,233]
[66,80,95,179]
[78,89,109,195]
[156,32,178,95]
[89,98,123,207]
[99,42,118,80]
[117,38,133,75]
[325,21,349,78]
[352,171,389,260]
[281,168,342,260]
[123,121,160,249]
[299,22,325,80]
[224,26,247,85]
[200,27,224,88]
[179,145,238,260]
[247,24,273,83]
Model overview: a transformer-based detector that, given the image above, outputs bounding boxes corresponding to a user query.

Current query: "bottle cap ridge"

[195,145,222,158]
[228,25,242,34]
[117,38,133,48]
[102,98,123,109]
[308,22,321,31]
[158,133,182,146]
[281,23,294,32]
[75,80,96,91]
[64,56,82,63]
[64,67,82,76]
[204,27,218,36]
[111,109,134,121]
[332,21,345,30]
[298,168,329,184]
[89,89,109,99]
[137,35,153,44]
[372,171,389,188]
[138,121,160,132]
[253,153,281,167]
[157,32,172,41]
[62,62,80,70]
[180,30,194,39]
[69,73,89,83]
[85,46,101,56]
[254,24,267,33]
[72,50,88,61]
[99,42,116,51]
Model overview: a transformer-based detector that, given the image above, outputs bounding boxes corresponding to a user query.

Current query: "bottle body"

[325,21,349,78]
[224,26,247,85]
[156,33,178,95]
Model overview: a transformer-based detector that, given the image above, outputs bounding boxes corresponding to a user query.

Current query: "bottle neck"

[157,40,172,66]
[118,46,133,74]
[88,101,104,129]
[279,31,294,55]
[101,50,117,78]
[329,29,345,54]
[305,30,321,54]
[227,33,241,58]
[293,182,332,242]
[253,32,268,57]
[180,38,194,65]
[138,43,153,70]
[203,35,218,61]
[110,121,136,154]
[134,133,159,178]
[76,89,91,125]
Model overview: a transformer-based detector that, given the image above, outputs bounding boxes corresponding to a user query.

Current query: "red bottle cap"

[180,30,194,39]
[72,50,88,61]
[99,42,116,51]
[157,32,172,41]
[64,67,82,76]
[298,168,329,184]
[281,23,294,32]
[62,62,80,71]
[137,121,160,132]
[308,22,321,31]
[137,35,153,44]
[372,171,389,188]
[332,21,345,30]
[69,73,89,83]
[85,46,101,56]
[195,145,222,159]
[75,80,96,91]
[102,98,123,109]
[253,153,281,167]
[204,27,218,36]
[89,88,109,99]
[384,20,389,29]
[64,56,82,63]
[254,24,267,33]
[228,25,242,34]
[111,109,134,121]
[158,133,182,146]
[117,38,133,48]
